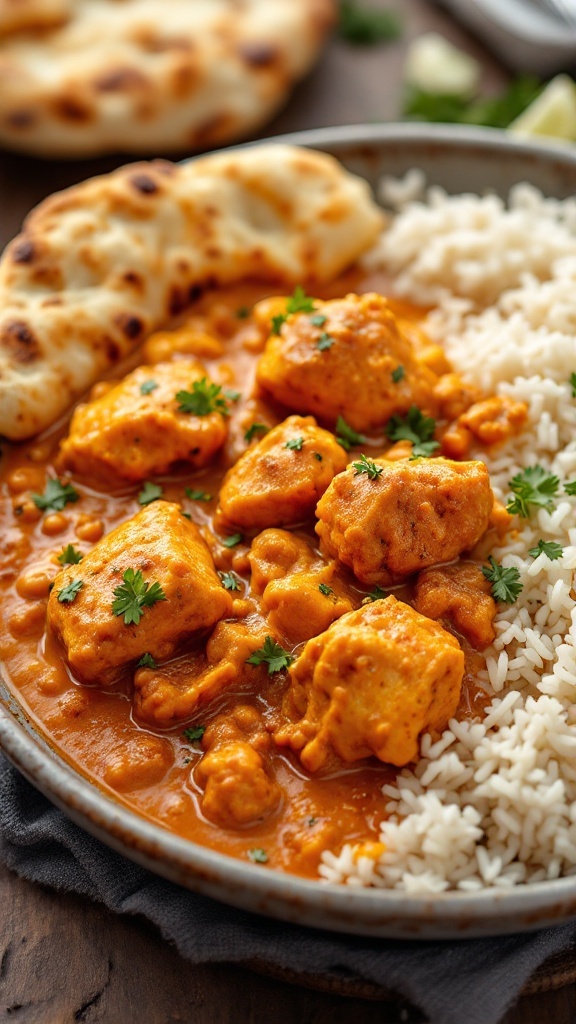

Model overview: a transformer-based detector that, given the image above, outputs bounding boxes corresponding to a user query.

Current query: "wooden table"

[1,2,575,1021]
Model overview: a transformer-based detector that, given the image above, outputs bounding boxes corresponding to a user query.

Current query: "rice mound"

[319,176,576,892]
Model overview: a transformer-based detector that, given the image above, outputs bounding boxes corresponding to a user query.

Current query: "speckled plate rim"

[2,123,576,941]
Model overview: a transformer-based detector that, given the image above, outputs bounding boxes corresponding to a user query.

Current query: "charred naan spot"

[105,339,121,362]
[129,173,158,195]
[238,42,279,67]
[189,283,204,304]
[123,270,144,291]
[169,287,188,318]
[95,68,149,92]
[12,238,35,264]
[192,114,236,148]
[53,98,94,124]
[1,320,40,364]
[6,109,36,129]
[116,314,144,340]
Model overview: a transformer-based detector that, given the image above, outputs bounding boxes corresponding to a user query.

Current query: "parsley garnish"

[57,579,84,604]
[285,437,304,451]
[140,379,158,395]
[339,0,401,44]
[32,478,79,513]
[220,571,241,591]
[362,585,387,604]
[236,306,250,319]
[138,481,163,506]
[221,533,243,548]
[335,415,365,452]
[310,314,328,328]
[565,481,576,496]
[307,816,318,826]
[403,75,542,129]
[316,332,335,351]
[111,569,166,625]
[506,466,560,518]
[137,653,157,669]
[246,636,294,674]
[183,725,205,744]
[185,487,212,502]
[528,539,563,561]
[58,544,83,565]
[247,848,268,864]
[318,583,333,596]
[391,365,405,383]
[176,378,229,417]
[570,373,576,398]
[223,388,241,402]
[481,556,523,603]
[314,452,323,462]
[271,313,287,335]
[386,406,439,459]
[180,511,192,520]
[271,286,317,335]
[353,454,383,480]
[244,423,269,443]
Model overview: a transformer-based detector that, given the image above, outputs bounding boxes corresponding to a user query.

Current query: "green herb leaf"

[313,452,323,461]
[284,436,304,451]
[386,405,439,458]
[481,556,523,603]
[528,539,563,561]
[137,653,157,669]
[352,454,383,480]
[339,0,401,44]
[310,314,328,328]
[180,510,192,520]
[223,388,241,402]
[247,848,268,864]
[506,466,560,518]
[391,365,405,383]
[565,481,576,496]
[183,725,205,744]
[58,544,83,565]
[361,585,387,604]
[271,313,287,335]
[286,285,316,315]
[244,422,269,443]
[221,533,243,548]
[176,378,229,417]
[57,579,84,604]
[403,75,542,129]
[138,481,163,506]
[112,568,166,626]
[335,415,366,452]
[236,306,250,319]
[316,332,335,351]
[185,487,212,502]
[220,571,241,591]
[307,816,318,827]
[246,636,294,674]
[318,583,333,596]
[140,379,158,395]
[32,478,79,513]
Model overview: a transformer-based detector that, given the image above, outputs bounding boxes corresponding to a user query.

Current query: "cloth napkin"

[1,756,575,1024]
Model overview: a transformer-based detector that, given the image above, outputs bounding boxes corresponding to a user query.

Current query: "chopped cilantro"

[183,725,205,744]
[244,422,269,443]
[310,314,328,328]
[386,406,439,459]
[236,306,250,319]
[185,487,212,502]
[352,454,383,480]
[220,571,241,591]
[570,373,576,398]
[223,388,242,402]
[32,478,79,513]
[307,816,318,827]
[391,365,405,383]
[57,579,84,604]
[335,415,365,452]
[139,379,158,395]
[318,583,333,596]
[221,533,243,548]
[481,556,523,603]
[271,313,287,335]
[403,75,542,129]
[247,848,268,864]
[176,378,229,417]
[506,466,560,518]
[58,544,83,566]
[111,568,166,626]
[339,0,401,44]
[528,539,563,561]
[565,481,576,496]
[138,481,163,506]
[246,636,294,674]
[362,585,387,604]
[180,510,192,520]
[313,452,323,462]
[137,653,157,669]
[284,436,304,451]
[286,285,316,315]
[316,332,335,351]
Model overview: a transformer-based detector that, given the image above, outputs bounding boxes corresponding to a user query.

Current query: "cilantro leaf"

[112,568,166,626]
[271,313,287,335]
[528,539,563,561]
[361,585,387,604]
[138,481,163,506]
[352,454,383,480]
[403,75,542,129]
[391,365,405,383]
[316,332,335,351]
[565,481,576,496]
[176,378,229,417]
[335,415,365,452]
[220,571,241,591]
[339,0,401,44]
[247,848,268,864]
[183,725,205,744]
[140,379,158,395]
[506,466,560,518]
[481,556,523,603]
[58,544,83,566]
[386,405,439,459]
[223,388,241,402]
[57,579,84,604]
[570,373,576,398]
[284,436,304,451]
[185,487,212,502]
[314,452,323,461]
[221,533,243,549]
[246,636,294,674]
[318,583,333,596]
[236,306,250,319]
[137,653,157,669]
[244,422,269,443]
[286,285,316,315]
[32,478,79,513]
[310,314,328,328]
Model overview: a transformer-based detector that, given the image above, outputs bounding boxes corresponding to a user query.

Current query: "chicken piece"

[48,501,232,686]
[58,360,228,483]
[275,597,464,770]
[248,529,353,645]
[414,562,497,649]
[133,619,268,727]
[217,415,346,531]
[316,456,494,586]
[255,292,437,433]
[441,395,528,460]
[434,373,482,422]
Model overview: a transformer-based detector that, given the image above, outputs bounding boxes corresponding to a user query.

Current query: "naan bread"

[0,144,385,440]
[0,0,70,37]
[0,0,335,157]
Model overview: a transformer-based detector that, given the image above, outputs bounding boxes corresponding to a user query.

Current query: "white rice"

[319,174,576,892]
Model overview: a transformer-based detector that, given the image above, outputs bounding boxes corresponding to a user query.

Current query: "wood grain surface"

[1,2,575,1021]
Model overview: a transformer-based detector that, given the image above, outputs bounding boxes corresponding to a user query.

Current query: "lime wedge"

[510,75,576,142]
[404,33,480,98]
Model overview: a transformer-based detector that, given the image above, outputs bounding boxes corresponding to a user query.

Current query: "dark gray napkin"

[1,755,575,1024]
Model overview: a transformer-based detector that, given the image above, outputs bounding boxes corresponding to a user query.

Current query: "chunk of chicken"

[217,415,347,531]
[58,360,228,483]
[255,292,437,432]
[249,529,353,645]
[48,501,232,686]
[316,456,494,585]
[275,597,464,770]
[414,561,497,650]
[133,619,268,727]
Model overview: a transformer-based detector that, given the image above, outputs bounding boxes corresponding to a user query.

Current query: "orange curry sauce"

[0,272,497,878]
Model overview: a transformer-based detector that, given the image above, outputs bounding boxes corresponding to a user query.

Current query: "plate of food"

[1,123,576,939]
